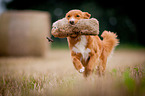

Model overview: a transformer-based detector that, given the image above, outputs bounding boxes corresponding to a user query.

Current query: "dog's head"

[65,9,91,25]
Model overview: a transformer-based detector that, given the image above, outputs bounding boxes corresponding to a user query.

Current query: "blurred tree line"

[3,0,144,46]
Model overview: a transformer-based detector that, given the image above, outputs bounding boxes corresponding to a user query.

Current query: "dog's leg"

[99,53,107,76]
[72,57,85,73]
[96,65,104,76]
[84,54,96,77]
[101,57,107,75]
[95,58,101,75]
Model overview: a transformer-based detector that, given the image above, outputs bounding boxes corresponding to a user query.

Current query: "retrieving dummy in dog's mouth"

[51,17,99,38]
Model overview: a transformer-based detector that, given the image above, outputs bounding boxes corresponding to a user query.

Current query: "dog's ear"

[83,12,91,19]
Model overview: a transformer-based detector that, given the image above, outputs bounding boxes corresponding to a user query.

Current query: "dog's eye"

[76,15,80,17]
[68,15,70,17]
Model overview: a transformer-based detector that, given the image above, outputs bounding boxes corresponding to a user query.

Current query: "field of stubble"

[0,49,145,96]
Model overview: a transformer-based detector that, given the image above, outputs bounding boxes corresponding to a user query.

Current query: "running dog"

[65,10,119,77]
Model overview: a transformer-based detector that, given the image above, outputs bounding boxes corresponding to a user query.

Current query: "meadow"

[0,48,145,96]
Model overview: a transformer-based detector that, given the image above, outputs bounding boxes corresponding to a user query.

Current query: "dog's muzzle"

[69,21,75,25]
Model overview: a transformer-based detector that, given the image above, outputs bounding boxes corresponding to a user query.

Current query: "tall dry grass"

[0,49,145,96]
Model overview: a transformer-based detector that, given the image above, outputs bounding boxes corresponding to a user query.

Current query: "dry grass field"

[0,49,145,96]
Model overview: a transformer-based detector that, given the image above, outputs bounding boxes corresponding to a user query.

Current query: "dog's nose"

[69,21,75,25]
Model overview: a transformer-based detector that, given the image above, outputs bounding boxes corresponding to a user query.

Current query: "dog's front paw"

[79,67,85,73]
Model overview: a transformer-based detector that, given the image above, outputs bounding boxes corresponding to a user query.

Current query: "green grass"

[122,68,136,93]
[115,64,145,96]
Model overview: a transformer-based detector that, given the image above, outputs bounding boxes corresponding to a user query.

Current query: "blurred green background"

[1,0,144,48]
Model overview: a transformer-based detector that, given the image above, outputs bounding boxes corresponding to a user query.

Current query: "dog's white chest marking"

[72,36,91,62]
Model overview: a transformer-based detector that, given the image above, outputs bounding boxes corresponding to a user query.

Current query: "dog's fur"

[65,10,119,77]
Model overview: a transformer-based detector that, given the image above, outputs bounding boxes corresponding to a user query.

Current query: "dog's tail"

[101,31,119,56]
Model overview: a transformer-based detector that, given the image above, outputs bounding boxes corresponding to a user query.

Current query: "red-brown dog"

[65,10,119,77]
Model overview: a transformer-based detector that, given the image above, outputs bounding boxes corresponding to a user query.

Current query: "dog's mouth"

[70,34,78,38]
[70,31,81,38]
